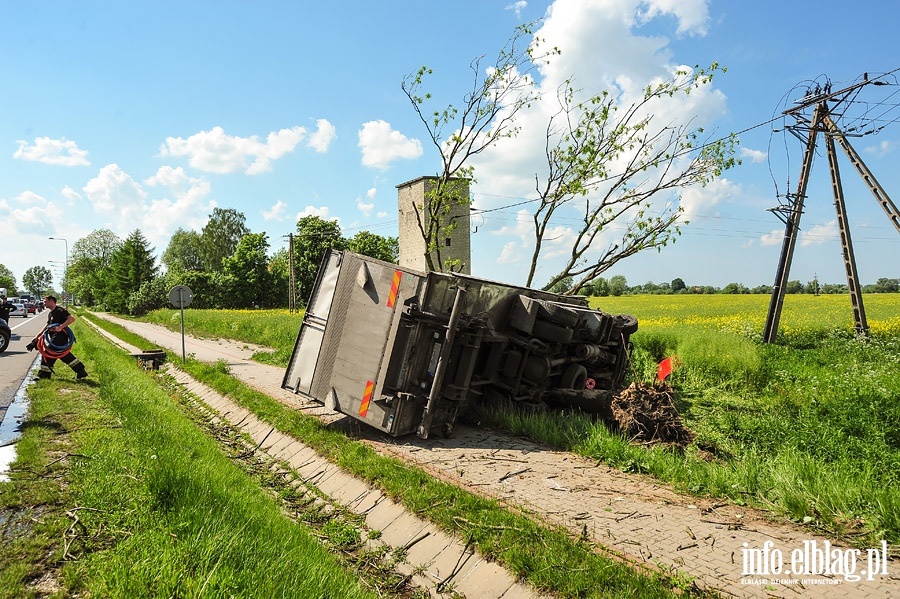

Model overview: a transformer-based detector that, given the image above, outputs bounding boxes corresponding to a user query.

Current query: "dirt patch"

[611,382,694,448]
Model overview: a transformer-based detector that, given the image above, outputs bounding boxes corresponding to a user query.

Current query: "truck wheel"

[532,320,573,344]
[614,314,638,335]
[560,364,588,389]
[0,331,9,353]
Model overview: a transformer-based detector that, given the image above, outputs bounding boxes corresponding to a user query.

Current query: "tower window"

[445,238,452,247]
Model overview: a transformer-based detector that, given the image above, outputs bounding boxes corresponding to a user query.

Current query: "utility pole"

[763,72,900,342]
[284,233,297,313]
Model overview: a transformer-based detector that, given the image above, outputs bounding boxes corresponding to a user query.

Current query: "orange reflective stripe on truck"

[386,270,402,308]
[359,380,375,417]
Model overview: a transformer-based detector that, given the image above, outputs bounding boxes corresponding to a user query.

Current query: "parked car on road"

[9,301,28,318]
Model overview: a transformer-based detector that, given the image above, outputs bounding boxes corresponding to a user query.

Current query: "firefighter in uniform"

[27,295,88,380]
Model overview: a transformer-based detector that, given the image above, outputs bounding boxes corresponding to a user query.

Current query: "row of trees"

[576,276,900,297]
[30,209,400,315]
[0,264,54,298]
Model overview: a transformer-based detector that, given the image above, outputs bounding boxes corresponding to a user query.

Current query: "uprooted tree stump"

[611,382,694,448]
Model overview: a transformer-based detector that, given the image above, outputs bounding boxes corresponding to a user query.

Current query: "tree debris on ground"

[611,382,694,449]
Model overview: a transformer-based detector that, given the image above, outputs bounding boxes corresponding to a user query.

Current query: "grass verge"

[0,321,383,598]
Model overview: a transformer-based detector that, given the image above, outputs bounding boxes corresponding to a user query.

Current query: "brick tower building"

[397,176,471,274]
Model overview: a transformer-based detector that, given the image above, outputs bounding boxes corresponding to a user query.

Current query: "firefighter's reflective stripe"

[386,270,402,308]
[359,380,375,417]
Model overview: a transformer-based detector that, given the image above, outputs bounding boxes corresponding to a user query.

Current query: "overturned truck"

[283,251,638,438]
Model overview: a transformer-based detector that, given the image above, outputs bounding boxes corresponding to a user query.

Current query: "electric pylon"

[763,72,900,343]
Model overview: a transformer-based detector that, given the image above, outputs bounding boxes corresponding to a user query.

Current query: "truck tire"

[560,364,588,389]
[614,314,638,335]
[0,331,9,353]
[536,300,580,327]
[531,320,574,344]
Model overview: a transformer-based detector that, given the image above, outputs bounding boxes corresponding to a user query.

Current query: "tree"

[68,229,122,306]
[608,275,628,297]
[222,232,274,308]
[805,276,821,295]
[591,277,610,297]
[785,280,803,294]
[402,21,555,272]
[546,275,573,294]
[267,248,291,308]
[873,277,899,293]
[23,266,53,296]
[294,216,344,304]
[527,65,738,293]
[201,208,249,272]
[163,228,204,273]
[0,264,17,294]
[671,277,686,293]
[346,231,399,263]
[105,230,158,313]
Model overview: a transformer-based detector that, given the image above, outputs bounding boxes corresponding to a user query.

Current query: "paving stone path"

[90,313,899,598]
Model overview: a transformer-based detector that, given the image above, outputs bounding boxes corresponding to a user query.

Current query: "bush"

[126,277,168,316]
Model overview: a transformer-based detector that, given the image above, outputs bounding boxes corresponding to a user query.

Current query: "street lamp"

[49,237,68,305]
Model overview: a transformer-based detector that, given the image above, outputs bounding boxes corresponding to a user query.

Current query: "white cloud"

[0,193,53,234]
[356,197,374,218]
[140,166,213,242]
[16,191,45,205]
[83,164,212,248]
[639,0,710,36]
[263,200,289,221]
[863,139,896,158]
[297,205,339,226]
[61,186,82,202]
[679,177,740,220]
[801,220,838,247]
[760,228,784,246]
[740,147,767,163]
[354,187,377,217]
[83,164,147,216]
[358,120,423,170]
[307,119,337,153]
[159,125,307,175]
[505,1,527,18]
[497,241,521,264]
[14,136,90,166]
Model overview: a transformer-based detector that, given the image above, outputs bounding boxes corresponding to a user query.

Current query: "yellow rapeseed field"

[590,293,900,338]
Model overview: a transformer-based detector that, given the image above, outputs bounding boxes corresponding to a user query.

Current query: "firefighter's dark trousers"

[38,353,87,379]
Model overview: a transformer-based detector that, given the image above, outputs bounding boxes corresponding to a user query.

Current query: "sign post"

[168,285,193,363]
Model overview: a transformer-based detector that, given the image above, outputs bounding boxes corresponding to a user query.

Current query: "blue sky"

[2,0,899,293]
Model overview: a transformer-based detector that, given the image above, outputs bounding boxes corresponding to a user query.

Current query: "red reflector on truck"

[386,270,402,308]
[359,380,375,417]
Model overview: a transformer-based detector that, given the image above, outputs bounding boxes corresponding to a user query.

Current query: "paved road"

[0,315,45,428]
[90,312,900,598]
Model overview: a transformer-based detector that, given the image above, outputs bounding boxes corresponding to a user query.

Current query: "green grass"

[139,308,302,366]
[0,321,379,598]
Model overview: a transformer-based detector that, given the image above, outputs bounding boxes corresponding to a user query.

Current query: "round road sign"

[169,285,193,309]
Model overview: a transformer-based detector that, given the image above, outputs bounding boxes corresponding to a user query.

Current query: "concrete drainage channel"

[86,320,541,599]
[165,367,540,598]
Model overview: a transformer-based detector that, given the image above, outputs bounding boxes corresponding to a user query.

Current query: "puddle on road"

[0,357,40,482]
